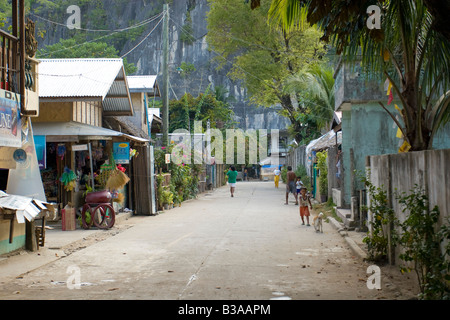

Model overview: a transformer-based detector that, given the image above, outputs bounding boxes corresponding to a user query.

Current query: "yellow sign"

[398,140,411,153]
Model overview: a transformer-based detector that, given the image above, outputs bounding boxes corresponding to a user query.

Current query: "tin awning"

[0,190,49,223]
[32,121,148,143]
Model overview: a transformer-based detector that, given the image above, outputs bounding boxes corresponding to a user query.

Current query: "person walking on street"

[273,166,281,188]
[226,166,238,197]
[285,166,298,205]
[298,187,313,225]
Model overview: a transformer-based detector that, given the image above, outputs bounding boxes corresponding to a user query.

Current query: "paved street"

[0,181,416,300]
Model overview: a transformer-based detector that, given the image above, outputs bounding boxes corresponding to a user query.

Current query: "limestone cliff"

[33,0,290,132]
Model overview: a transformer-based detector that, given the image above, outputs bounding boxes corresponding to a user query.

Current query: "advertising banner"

[0,89,21,147]
[113,142,130,164]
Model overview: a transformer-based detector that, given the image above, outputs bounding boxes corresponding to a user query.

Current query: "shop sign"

[72,144,88,151]
[0,89,21,147]
[113,142,130,164]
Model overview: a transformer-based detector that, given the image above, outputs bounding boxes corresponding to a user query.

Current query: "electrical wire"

[29,11,164,33]
[120,12,165,58]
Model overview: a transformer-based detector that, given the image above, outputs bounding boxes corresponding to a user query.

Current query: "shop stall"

[32,121,148,221]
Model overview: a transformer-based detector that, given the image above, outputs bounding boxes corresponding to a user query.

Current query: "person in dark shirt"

[285,166,298,205]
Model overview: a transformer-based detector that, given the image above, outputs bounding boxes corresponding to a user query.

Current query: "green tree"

[283,63,335,143]
[267,0,450,151]
[37,38,137,74]
[169,90,234,133]
[207,0,326,143]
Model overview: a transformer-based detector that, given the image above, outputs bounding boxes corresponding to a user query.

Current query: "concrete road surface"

[0,181,414,300]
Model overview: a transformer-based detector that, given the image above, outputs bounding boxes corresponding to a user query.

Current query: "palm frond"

[268,0,310,33]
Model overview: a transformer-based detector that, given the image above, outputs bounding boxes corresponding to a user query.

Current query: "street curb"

[327,217,367,260]
[115,211,134,224]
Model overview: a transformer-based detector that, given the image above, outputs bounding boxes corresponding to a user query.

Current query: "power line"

[36,11,164,57]
[29,11,164,33]
[120,13,165,58]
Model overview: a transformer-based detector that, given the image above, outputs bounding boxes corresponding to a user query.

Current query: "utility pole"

[162,3,169,146]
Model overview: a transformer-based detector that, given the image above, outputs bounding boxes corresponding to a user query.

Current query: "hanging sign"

[113,142,130,164]
[165,154,171,164]
[72,144,88,151]
[0,89,21,147]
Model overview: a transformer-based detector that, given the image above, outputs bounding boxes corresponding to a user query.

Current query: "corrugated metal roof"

[33,121,148,143]
[127,75,159,96]
[38,58,133,115]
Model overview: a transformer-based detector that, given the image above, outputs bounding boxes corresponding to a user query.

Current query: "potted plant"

[162,188,173,210]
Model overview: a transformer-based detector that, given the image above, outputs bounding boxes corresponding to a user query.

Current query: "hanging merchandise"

[105,152,130,190]
[92,146,103,161]
[130,148,139,159]
[60,167,77,191]
[106,164,130,190]
[97,161,115,188]
[57,144,66,160]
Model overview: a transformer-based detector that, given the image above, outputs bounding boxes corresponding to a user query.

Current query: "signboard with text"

[0,89,21,147]
[113,142,130,164]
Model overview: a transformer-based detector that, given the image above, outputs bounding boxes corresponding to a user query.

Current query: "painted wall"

[341,103,399,205]
[0,220,26,255]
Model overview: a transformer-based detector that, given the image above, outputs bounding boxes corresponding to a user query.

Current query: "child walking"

[299,187,312,226]
[295,176,304,195]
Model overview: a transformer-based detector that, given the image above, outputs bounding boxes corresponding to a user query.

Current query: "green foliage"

[284,64,335,144]
[280,166,287,183]
[154,143,202,210]
[361,176,398,262]
[397,186,450,300]
[178,62,196,78]
[294,164,310,190]
[316,151,328,195]
[179,10,195,44]
[207,0,326,143]
[37,38,137,74]
[169,90,234,132]
[361,175,450,299]
[269,0,450,150]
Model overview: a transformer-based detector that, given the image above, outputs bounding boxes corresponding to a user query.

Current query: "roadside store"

[33,58,150,225]
[32,121,147,216]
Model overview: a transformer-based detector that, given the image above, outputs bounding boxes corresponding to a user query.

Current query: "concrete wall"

[368,149,450,225]
[341,104,399,206]
[367,149,450,263]
[0,219,26,255]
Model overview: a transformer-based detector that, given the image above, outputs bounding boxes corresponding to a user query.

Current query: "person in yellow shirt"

[273,166,281,188]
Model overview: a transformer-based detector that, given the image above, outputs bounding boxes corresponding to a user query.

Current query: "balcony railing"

[0,29,20,93]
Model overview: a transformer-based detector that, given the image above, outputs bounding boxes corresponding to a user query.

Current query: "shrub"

[397,186,450,300]
[316,151,328,196]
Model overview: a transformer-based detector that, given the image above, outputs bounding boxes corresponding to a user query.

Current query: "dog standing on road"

[313,212,324,233]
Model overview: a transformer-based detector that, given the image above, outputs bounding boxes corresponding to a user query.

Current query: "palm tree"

[267,0,450,151]
[284,64,335,132]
